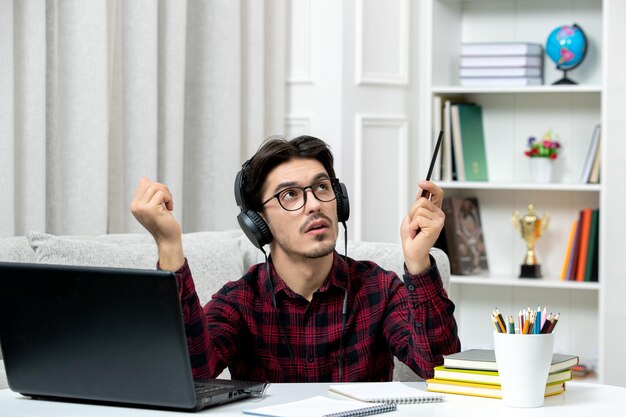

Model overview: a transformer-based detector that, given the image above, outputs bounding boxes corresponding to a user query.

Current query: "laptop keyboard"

[194,381,231,395]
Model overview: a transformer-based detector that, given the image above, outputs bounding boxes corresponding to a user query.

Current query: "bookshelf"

[417,0,626,385]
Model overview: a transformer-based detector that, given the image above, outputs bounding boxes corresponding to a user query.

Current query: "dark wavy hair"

[241,135,335,212]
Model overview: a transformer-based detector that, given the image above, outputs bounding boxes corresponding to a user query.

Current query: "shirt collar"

[260,251,350,303]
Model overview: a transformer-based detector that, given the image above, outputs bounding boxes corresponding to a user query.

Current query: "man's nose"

[303,187,322,212]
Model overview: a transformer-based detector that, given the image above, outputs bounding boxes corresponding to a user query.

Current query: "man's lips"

[301,215,332,233]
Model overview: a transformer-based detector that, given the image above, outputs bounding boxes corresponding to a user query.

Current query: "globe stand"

[552,69,577,85]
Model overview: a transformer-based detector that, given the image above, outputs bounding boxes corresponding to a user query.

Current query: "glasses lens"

[278,187,304,211]
[311,179,336,202]
[277,179,337,211]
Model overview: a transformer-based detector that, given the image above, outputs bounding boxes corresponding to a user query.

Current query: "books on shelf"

[460,42,544,87]
[439,197,488,275]
[459,67,542,78]
[328,382,444,404]
[460,55,543,68]
[443,349,579,373]
[432,98,488,182]
[460,77,543,87]
[433,366,572,386]
[461,42,543,57]
[561,208,599,282]
[426,379,566,399]
[432,95,466,181]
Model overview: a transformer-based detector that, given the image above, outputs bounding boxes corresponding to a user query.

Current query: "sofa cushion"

[26,231,244,306]
[0,236,36,263]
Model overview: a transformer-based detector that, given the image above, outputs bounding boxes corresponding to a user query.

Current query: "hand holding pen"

[400,130,445,275]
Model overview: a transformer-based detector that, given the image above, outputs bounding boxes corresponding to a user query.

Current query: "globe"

[545,24,588,85]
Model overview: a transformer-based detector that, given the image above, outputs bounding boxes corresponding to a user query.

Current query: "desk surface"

[1,381,624,416]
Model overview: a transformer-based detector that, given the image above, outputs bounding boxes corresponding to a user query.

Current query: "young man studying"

[130,135,460,383]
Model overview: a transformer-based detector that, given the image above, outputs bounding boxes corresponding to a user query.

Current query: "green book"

[443,349,579,373]
[433,366,572,386]
[456,104,488,181]
[584,209,599,282]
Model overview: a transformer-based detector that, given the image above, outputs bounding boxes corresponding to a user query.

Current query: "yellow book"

[561,220,578,280]
[426,379,566,399]
[433,366,572,386]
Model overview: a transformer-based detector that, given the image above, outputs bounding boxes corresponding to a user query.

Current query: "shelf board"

[450,275,599,290]
[437,181,601,192]
[432,85,602,94]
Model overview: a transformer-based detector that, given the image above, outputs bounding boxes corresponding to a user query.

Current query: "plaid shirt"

[174,252,460,383]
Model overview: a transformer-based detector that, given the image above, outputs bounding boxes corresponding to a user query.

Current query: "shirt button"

[307,356,314,363]
[407,284,415,291]
[416,322,422,328]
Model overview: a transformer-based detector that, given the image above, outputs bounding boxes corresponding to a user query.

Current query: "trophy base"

[520,264,542,278]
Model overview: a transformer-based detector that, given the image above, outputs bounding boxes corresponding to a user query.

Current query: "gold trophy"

[512,204,549,278]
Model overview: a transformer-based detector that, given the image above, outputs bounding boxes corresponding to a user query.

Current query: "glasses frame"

[262,177,339,212]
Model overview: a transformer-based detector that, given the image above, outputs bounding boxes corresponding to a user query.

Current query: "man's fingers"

[148,189,174,213]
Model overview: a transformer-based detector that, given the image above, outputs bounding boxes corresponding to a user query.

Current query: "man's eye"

[316,182,329,191]
[280,189,299,201]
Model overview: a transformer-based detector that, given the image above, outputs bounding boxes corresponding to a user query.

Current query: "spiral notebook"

[243,396,396,417]
[329,382,445,404]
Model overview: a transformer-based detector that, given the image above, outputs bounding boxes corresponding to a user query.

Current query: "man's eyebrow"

[271,173,330,194]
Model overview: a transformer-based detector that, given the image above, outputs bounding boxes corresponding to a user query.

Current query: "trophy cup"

[512,204,550,278]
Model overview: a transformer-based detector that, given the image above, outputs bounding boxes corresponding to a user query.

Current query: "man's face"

[261,158,339,260]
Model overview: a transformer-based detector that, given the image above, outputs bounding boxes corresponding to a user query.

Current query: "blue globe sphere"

[546,24,587,71]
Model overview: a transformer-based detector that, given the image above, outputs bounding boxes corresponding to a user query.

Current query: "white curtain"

[0,0,287,237]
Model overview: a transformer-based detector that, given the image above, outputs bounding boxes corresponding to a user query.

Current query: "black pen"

[421,129,444,198]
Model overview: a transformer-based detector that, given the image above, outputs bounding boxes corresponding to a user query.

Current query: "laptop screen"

[0,262,202,409]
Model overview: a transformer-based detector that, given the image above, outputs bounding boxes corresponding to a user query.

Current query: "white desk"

[0,381,624,416]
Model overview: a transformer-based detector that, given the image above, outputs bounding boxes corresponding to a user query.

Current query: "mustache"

[300,213,333,233]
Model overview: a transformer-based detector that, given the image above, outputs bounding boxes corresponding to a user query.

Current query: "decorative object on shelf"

[546,24,588,85]
[512,204,549,278]
[439,197,489,276]
[525,131,561,183]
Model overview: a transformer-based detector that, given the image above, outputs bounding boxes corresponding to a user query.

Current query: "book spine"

[560,220,578,281]
[575,208,592,281]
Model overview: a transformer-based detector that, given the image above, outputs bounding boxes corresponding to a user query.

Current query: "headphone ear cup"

[335,182,350,223]
[237,210,273,249]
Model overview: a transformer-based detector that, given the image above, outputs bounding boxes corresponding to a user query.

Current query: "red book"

[575,208,593,282]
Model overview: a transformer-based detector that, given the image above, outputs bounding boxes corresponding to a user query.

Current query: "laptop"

[0,261,266,411]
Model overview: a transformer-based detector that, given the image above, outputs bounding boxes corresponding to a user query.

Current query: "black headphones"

[234,161,350,249]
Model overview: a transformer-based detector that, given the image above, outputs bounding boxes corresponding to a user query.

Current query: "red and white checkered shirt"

[171,251,460,382]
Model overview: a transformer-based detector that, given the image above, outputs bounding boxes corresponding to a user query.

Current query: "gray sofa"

[0,229,450,390]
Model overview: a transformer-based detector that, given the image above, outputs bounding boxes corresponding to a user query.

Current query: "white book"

[443,100,453,181]
[461,42,543,56]
[460,55,543,68]
[580,124,601,183]
[450,104,465,181]
[460,77,543,87]
[431,95,443,181]
[460,67,542,78]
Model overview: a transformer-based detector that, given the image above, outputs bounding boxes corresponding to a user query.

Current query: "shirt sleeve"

[159,259,234,379]
[384,254,461,379]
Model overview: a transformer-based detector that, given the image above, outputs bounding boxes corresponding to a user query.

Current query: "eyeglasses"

[262,178,338,211]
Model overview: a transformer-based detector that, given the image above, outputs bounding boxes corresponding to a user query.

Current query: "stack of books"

[459,42,544,87]
[427,349,578,399]
[561,208,600,282]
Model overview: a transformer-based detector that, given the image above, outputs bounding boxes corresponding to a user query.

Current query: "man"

[131,135,460,383]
